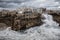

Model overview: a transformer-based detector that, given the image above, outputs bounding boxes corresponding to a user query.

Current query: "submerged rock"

[12,8,43,31]
[51,14,60,26]
[0,23,7,30]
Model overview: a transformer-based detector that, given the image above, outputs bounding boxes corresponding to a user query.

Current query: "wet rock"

[51,14,60,26]
[0,8,54,31]
[0,23,7,30]
[20,13,43,29]
[11,11,43,31]
[0,10,17,29]
[0,8,44,31]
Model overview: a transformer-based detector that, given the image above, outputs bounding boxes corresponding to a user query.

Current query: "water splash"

[0,14,60,40]
[0,0,60,9]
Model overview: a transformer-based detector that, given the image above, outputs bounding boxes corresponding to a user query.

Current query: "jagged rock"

[11,11,43,31]
[50,14,60,26]
[0,23,7,30]
[1,7,60,31]
[0,8,43,31]
[20,13,43,30]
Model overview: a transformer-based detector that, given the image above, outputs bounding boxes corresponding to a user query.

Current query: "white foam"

[20,0,60,8]
[0,14,60,40]
[0,0,60,9]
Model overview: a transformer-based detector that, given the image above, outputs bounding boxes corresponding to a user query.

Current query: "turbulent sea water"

[0,13,60,40]
[0,0,60,9]
[0,0,60,40]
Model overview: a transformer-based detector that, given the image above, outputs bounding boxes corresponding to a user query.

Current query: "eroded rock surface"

[0,8,43,31]
[11,8,43,31]
[0,7,60,31]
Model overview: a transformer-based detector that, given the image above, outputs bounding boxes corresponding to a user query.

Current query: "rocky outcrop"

[11,10,43,31]
[52,14,60,26]
[0,7,60,31]
[0,10,17,30]
[0,23,7,30]
[0,8,43,31]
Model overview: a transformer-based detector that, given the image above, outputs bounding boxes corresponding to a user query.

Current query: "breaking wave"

[0,0,60,9]
[0,14,60,40]
[0,0,60,40]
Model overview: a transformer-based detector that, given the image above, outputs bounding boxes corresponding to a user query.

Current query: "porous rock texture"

[0,7,60,31]
[0,8,43,31]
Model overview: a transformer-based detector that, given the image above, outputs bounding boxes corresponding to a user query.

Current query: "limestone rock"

[11,11,43,31]
[0,8,44,31]
[2,7,60,31]
[0,23,7,30]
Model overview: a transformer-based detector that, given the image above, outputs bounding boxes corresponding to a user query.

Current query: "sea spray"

[0,14,60,40]
[0,0,60,9]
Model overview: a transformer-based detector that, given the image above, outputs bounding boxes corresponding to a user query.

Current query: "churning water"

[0,0,60,9]
[0,0,60,40]
[0,14,60,40]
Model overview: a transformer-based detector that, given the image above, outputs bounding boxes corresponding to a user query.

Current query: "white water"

[0,0,60,40]
[0,0,60,9]
[0,14,60,40]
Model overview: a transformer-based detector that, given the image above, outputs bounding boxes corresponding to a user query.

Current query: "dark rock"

[11,11,43,31]
[2,7,60,31]
[0,8,44,31]
[0,23,7,30]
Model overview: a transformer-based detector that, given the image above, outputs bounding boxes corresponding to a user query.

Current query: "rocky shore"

[0,7,60,31]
